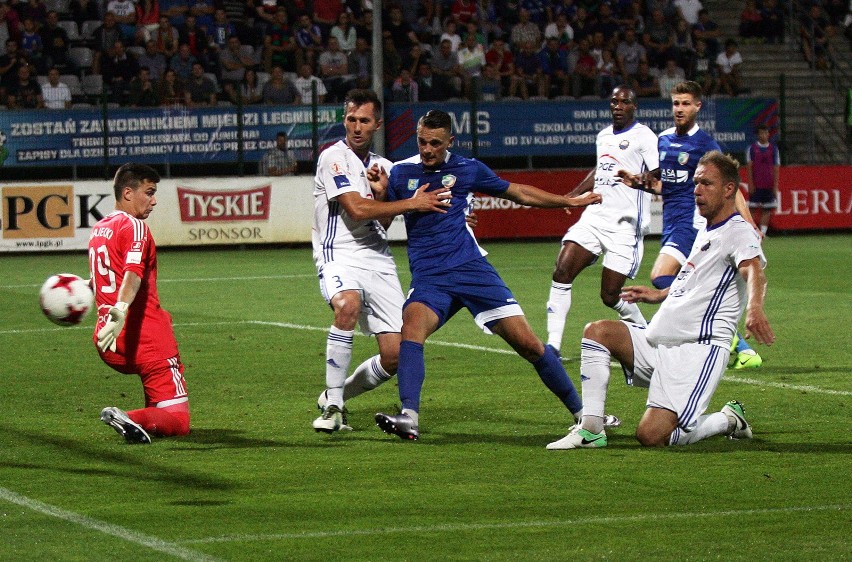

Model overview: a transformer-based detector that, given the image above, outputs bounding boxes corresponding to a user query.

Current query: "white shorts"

[563,221,644,279]
[620,321,654,388]
[318,262,404,335]
[645,341,727,431]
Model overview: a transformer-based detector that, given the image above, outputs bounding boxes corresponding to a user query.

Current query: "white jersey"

[579,121,659,233]
[647,214,765,347]
[312,140,396,274]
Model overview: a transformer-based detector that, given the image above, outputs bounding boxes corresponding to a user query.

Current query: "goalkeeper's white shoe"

[100,407,151,444]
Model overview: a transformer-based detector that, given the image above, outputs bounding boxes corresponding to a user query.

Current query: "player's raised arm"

[738,256,775,345]
[501,182,602,208]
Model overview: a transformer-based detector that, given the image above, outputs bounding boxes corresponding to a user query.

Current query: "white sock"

[546,282,572,350]
[343,354,392,401]
[612,299,647,326]
[669,412,729,445]
[401,408,419,426]
[325,326,354,407]
[760,224,768,235]
[579,338,612,433]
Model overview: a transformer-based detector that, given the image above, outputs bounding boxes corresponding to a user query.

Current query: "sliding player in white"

[546,86,659,354]
[548,150,775,449]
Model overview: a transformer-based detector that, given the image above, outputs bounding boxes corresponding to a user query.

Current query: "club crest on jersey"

[619,139,630,150]
[441,174,457,188]
[407,179,419,191]
[677,151,689,165]
[701,241,711,251]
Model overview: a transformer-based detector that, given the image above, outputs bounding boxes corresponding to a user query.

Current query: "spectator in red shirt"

[484,34,518,98]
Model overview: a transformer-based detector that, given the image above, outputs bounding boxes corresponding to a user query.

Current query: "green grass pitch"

[1,234,849,561]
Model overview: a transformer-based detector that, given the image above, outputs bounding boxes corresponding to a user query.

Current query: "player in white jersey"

[547,151,775,449]
[546,87,659,354]
[311,89,452,433]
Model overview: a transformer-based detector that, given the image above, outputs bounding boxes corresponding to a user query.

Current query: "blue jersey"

[387,152,510,279]
[658,124,720,233]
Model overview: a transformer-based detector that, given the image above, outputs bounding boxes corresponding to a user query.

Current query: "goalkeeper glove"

[97,301,129,353]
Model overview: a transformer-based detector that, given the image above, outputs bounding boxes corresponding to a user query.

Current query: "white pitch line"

[723,375,852,396]
[2,320,848,396]
[250,320,518,356]
[0,487,222,562]
[179,504,850,545]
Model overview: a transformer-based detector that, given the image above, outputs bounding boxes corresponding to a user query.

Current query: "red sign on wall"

[177,184,271,222]
[768,166,852,231]
[473,166,851,240]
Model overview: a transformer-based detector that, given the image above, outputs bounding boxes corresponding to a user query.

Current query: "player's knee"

[332,299,361,328]
[635,424,666,447]
[600,288,620,308]
[582,320,612,345]
[173,413,191,436]
[379,351,399,374]
[552,265,574,284]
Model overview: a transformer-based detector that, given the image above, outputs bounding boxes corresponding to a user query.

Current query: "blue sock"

[532,345,583,416]
[652,275,676,289]
[398,340,425,412]
[735,331,752,352]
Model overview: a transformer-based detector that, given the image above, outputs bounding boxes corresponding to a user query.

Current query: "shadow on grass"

[168,427,359,449]
[0,426,236,491]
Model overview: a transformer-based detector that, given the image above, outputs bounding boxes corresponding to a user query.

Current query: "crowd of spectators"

[0,0,848,110]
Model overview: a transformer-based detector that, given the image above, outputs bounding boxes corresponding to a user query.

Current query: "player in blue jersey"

[373,109,602,443]
[619,80,762,369]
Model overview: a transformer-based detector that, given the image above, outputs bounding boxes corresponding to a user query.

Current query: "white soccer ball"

[39,273,94,326]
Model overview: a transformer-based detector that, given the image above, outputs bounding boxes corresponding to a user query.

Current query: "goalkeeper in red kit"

[88,163,190,444]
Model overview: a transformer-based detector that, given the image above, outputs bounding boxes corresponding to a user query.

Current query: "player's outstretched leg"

[100,407,151,444]
[729,332,762,369]
[668,400,752,445]
[376,340,424,440]
[126,404,190,436]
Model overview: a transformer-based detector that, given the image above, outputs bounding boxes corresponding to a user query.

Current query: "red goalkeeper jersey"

[89,211,178,363]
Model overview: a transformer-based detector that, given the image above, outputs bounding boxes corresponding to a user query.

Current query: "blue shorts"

[659,224,697,264]
[406,258,524,332]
